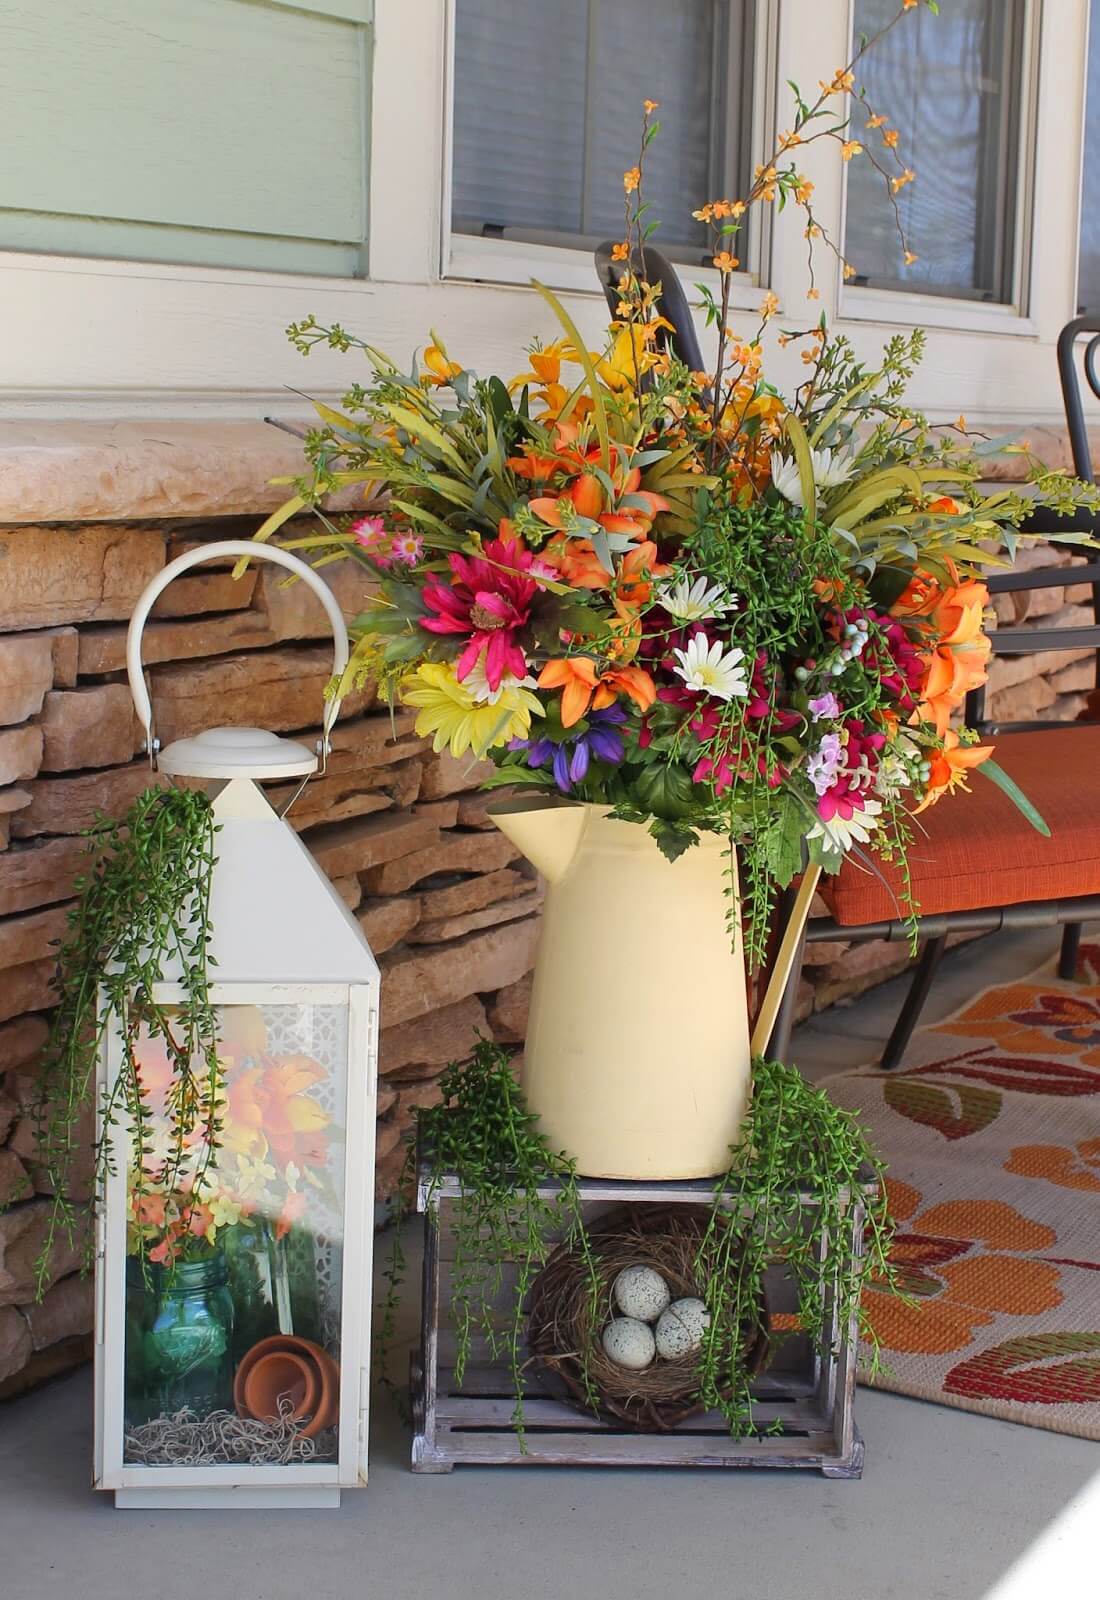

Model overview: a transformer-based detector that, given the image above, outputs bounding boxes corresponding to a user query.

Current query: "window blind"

[451,0,752,263]
[843,0,1025,302]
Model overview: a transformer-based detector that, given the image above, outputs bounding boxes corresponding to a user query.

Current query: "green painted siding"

[0,0,373,275]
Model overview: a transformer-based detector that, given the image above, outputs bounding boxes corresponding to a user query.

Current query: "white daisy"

[671,635,749,701]
[660,575,738,623]
[770,452,806,506]
[770,445,859,507]
[815,445,859,488]
[806,798,883,853]
[461,656,539,705]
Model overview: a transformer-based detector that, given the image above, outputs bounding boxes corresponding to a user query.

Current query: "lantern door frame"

[93,980,377,1508]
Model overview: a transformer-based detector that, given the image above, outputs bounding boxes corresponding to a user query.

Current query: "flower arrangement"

[128,1006,336,1266]
[254,2,1095,962]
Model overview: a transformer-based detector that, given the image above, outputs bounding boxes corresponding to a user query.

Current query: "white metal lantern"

[93,542,380,1510]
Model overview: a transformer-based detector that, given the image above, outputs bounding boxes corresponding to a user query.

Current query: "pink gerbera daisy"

[420,537,538,691]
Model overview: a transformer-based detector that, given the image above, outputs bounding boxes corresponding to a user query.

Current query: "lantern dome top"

[158,726,318,780]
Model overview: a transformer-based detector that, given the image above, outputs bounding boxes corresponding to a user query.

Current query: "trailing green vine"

[378,1039,599,1439]
[384,1043,898,1442]
[33,787,221,1291]
[696,1056,896,1436]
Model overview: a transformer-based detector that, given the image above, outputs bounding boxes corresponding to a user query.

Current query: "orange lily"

[422,343,463,387]
[918,578,992,735]
[891,566,946,620]
[543,535,611,589]
[508,344,594,421]
[509,342,568,391]
[529,485,670,542]
[541,535,669,598]
[569,472,605,520]
[507,421,598,483]
[538,657,656,726]
[913,730,993,812]
[616,541,671,606]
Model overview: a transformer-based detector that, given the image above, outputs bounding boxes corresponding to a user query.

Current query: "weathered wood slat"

[442,1361,819,1403]
[435,1392,828,1435]
[420,1171,876,1209]
[418,1426,857,1470]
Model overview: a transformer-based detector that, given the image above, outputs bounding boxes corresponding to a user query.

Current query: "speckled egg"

[613,1265,671,1323]
[601,1317,657,1371]
[654,1298,710,1360]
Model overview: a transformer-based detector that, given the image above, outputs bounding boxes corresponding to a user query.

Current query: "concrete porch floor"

[2,926,1097,1600]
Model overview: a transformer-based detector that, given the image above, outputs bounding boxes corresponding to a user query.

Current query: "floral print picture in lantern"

[124,1004,347,1462]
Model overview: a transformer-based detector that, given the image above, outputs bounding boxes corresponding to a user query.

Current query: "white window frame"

[439,0,781,312]
[837,0,1044,336]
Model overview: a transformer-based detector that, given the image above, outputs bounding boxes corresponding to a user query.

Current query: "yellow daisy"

[402,661,542,759]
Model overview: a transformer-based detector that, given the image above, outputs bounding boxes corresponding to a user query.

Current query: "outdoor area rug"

[821,943,1100,1440]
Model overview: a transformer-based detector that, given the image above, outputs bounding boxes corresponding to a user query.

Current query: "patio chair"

[593,245,1100,1067]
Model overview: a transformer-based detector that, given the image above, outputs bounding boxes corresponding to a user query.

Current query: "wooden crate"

[410,1167,873,1476]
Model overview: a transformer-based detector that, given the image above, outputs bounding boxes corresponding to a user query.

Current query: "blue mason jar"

[126,1249,235,1424]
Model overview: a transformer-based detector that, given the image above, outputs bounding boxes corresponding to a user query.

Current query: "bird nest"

[526,1204,769,1432]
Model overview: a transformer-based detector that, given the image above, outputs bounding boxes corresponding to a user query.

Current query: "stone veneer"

[0,422,1092,1394]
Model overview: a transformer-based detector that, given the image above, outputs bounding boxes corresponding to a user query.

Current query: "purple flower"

[806,731,844,797]
[808,691,841,719]
[510,705,626,793]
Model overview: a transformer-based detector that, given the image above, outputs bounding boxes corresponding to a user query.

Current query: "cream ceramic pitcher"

[488,798,752,1178]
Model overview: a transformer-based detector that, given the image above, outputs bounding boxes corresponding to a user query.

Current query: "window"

[1078,0,1100,312]
[843,0,1027,303]
[450,0,756,267]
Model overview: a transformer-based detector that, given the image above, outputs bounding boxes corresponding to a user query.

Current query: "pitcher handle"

[126,541,350,765]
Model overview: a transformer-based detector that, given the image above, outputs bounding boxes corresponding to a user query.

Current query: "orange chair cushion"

[820,726,1100,927]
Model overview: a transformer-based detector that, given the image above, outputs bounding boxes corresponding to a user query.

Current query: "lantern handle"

[127,541,351,765]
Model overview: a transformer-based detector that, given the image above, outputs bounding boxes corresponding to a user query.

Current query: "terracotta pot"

[234,1334,340,1438]
[241,1348,318,1428]
[488,799,752,1179]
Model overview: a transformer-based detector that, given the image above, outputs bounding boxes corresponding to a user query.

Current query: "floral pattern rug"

[822,944,1100,1439]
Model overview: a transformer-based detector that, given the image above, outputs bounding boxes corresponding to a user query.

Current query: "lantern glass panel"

[121,1000,348,1469]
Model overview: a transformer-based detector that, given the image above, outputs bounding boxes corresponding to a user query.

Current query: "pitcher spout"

[486,797,588,883]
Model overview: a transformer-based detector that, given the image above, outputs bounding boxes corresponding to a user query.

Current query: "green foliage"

[697,1057,897,1435]
[377,1040,598,1441]
[32,788,220,1291]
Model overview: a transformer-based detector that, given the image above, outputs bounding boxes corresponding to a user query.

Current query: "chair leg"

[1059,922,1083,981]
[881,934,948,1071]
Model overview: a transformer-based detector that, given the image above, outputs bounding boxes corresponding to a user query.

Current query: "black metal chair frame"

[592,247,1100,1069]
